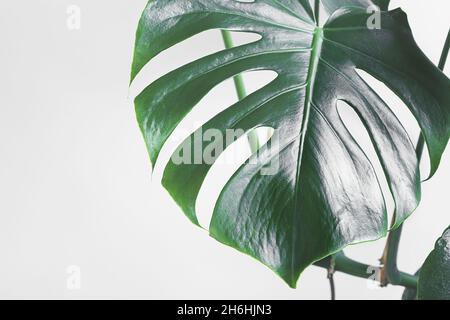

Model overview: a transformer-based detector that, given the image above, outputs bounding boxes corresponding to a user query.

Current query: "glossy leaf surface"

[131,0,450,287]
[401,269,419,300]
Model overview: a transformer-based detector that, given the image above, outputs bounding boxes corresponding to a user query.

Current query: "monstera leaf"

[131,0,450,287]
[322,0,390,13]
[418,227,450,300]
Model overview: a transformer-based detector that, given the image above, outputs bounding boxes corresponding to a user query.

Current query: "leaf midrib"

[291,27,324,282]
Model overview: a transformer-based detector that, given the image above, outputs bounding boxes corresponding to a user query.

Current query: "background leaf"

[418,227,450,300]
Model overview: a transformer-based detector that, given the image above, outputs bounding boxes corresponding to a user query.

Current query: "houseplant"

[130,0,450,299]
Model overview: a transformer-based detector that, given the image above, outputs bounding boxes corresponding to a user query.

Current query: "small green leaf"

[418,227,450,300]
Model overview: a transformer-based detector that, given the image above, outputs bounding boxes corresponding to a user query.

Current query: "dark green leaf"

[418,227,450,300]
[131,1,450,287]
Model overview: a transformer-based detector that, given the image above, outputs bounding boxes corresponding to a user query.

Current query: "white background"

[0,0,448,299]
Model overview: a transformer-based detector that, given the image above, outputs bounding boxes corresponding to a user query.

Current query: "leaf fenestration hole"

[194,70,277,229]
[130,30,262,97]
[253,126,275,149]
[225,30,262,47]
[151,69,277,218]
[239,69,278,96]
[196,125,275,229]
[336,100,395,224]
[355,68,429,177]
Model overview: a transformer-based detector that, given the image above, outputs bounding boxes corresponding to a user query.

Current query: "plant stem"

[315,252,417,288]
[315,252,371,281]
[326,255,336,300]
[380,28,450,288]
[220,30,260,153]
[380,224,408,286]
[328,274,336,300]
